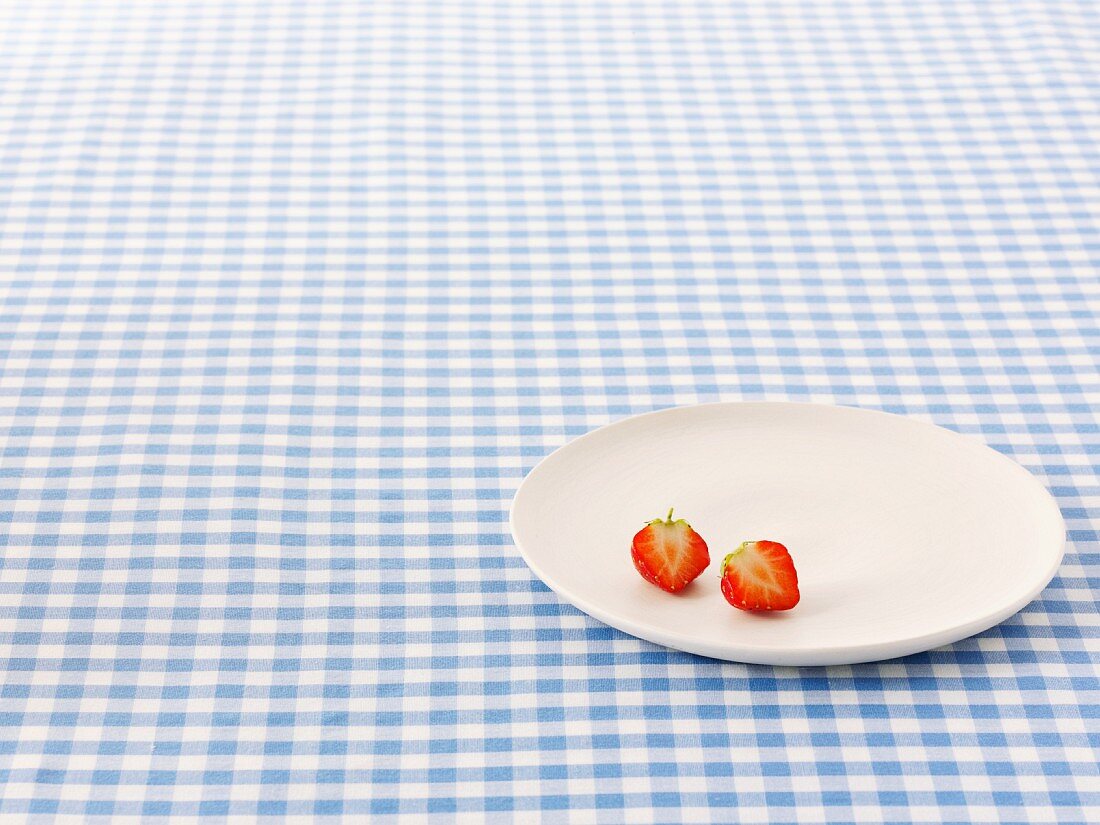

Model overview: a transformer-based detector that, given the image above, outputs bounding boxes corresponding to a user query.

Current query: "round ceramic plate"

[509,402,1065,666]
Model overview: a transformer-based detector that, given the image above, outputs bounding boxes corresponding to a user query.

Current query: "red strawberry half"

[720,540,800,611]
[631,509,710,592]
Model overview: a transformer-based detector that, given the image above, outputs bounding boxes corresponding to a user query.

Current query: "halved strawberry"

[720,540,800,611]
[631,509,710,592]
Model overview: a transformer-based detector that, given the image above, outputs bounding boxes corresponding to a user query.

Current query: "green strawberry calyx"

[648,508,685,527]
[721,541,752,576]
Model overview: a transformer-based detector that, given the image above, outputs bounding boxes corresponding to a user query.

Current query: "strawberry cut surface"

[720,540,800,611]
[631,509,710,592]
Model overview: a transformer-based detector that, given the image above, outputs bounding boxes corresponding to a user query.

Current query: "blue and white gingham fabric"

[1,0,1097,820]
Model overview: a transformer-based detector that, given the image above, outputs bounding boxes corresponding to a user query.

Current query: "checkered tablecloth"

[1,0,1097,820]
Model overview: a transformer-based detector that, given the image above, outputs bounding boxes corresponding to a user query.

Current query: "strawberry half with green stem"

[720,540,800,611]
[631,508,710,592]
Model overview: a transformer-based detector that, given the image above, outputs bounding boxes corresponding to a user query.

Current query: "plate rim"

[509,401,1066,666]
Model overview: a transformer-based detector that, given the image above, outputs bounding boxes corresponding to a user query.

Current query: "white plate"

[509,402,1065,665]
